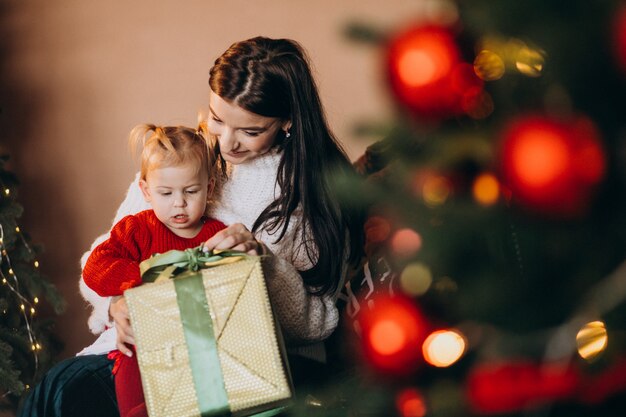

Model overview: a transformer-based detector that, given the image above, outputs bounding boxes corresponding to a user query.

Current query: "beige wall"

[1,0,428,357]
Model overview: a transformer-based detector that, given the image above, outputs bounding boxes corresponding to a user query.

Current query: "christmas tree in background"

[0,155,64,413]
[306,0,626,416]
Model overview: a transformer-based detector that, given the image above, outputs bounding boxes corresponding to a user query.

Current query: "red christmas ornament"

[466,361,580,414]
[499,115,606,216]
[386,24,483,120]
[613,5,626,72]
[359,294,428,375]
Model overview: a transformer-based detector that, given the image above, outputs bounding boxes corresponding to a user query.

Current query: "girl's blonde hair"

[129,123,222,187]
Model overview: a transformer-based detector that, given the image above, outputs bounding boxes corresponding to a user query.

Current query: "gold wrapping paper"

[125,258,292,417]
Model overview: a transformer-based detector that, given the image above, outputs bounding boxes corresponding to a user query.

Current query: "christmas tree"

[0,155,64,413]
[302,0,626,416]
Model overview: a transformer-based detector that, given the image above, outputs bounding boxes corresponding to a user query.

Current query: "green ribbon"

[175,273,229,416]
[140,246,248,417]
[140,246,244,283]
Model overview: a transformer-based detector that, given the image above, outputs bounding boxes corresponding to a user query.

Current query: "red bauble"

[499,115,606,216]
[466,361,580,414]
[613,5,626,72]
[386,24,483,120]
[359,294,428,375]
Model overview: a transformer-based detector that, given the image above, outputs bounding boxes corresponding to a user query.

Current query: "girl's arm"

[78,174,150,335]
[83,215,144,297]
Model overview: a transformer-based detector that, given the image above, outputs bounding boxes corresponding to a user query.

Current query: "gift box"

[124,249,293,417]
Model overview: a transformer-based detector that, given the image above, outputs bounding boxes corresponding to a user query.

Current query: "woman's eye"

[186,190,199,194]
[244,131,261,137]
[210,116,222,124]
[160,192,172,196]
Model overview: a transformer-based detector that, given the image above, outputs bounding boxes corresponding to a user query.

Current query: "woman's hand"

[110,295,135,356]
[202,223,264,255]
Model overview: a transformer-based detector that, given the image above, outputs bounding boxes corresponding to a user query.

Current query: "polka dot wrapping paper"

[125,257,292,417]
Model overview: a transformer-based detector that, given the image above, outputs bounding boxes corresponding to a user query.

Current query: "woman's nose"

[219,128,238,151]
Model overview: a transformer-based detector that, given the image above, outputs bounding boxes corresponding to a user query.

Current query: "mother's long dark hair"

[209,36,363,296]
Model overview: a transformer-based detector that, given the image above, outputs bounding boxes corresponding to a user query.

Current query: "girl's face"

[139,164,210,239]
[207,90,290,165]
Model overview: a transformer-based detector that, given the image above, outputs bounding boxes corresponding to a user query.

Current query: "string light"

[0,223,41,368]
[34,260,39,268]
[4,188,9,196]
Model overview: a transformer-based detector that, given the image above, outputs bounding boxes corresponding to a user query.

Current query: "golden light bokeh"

[422,329,466,367]
[474,50,505,81]
[400,262,433,296]
[576,320,608,361]
[423,175,452,206]
[515,45,545,77]
[472,173,500,206]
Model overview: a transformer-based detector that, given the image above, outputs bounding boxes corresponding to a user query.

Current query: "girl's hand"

[202,223,264,255]
[110,295,135,357]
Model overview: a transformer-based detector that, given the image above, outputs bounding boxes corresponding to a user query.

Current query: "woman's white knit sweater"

[78,149,342,361]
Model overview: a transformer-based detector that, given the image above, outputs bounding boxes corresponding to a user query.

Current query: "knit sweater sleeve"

[260,217,344,345]
[83,215,146,297]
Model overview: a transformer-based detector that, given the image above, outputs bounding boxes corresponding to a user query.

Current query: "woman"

[19,36,363,417]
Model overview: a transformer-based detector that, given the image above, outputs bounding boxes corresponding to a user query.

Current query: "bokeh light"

[500,115,606,216]
[396,387,427,417]
[360,295,428,375]
[391,228,423,258]
[515,45,545,77]
[474,50,505,81]
[387,24,483,120]
[422,329,466,367]
[400,262,433,296]
[370,320,408,356]
[423,175,452,206]
[576,320,608,361]
[472,173,500,206]
[511,129,569,188]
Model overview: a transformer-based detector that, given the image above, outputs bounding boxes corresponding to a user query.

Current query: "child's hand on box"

[110,295,135,357]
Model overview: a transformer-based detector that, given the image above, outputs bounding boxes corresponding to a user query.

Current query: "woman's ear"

[281,120,292,134]
[139,179,151,202]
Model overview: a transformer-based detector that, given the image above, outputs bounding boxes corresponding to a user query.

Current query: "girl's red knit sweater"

[83,210,225,296]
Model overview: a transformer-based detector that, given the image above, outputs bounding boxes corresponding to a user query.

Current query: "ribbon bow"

[139,245,247,283]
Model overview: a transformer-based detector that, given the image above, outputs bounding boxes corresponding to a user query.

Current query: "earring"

[285,130,291,138]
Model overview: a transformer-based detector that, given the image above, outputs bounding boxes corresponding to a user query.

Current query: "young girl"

[19,37,363,417]
[83,124,228,417]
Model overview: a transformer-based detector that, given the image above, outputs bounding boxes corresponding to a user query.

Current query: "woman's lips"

[225,150,249,158]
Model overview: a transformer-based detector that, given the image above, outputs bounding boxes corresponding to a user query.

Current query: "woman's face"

[207,91,290,165]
